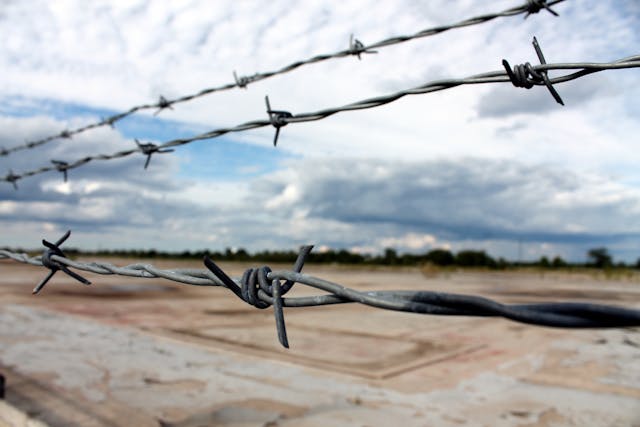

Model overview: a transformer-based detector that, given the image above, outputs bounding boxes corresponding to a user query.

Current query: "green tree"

[551,256,567,268]
[587,247,612,269]
[455,250,496,267]
[383,248,398,265]
[425,249,455,266]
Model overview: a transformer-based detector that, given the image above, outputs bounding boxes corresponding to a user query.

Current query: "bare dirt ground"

[0,258,639,426]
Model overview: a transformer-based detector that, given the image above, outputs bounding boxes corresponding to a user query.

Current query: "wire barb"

[2,238,640,349]
[4,170,19,190]
[51,160,69,183]
[4,51,640,183]
[0,0,569,158]
[0,147,8,157]
[154,95,174,116]
[32,230,91,295]
[502,36,564,105]
[349,34,377,60]
[135,139,175,169]
[101,117,116,129]
[204,245,314,348]
[59,130,72,139]
[525,0,559,18]
[233,71,253,89]
[265,96,293,147]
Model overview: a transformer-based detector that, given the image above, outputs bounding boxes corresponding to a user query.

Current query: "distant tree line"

[10,245,634,270]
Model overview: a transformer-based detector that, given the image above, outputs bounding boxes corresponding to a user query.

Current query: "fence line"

[3,43,640,187]
[1,230,639,348]
[0,0,565,158]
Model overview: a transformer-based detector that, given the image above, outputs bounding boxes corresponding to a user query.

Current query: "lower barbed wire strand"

[2,250,639,329]
[266,271,640,327]
[0,251,224,287]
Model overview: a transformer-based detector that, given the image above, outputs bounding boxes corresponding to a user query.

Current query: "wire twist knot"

[102,117,116,129]
[204,245,313,348]
[237,266,282,309]
[525,0,559,18]
[233,71,256,89]
[154,95,174,115]
[502,36,564,105]
[51,160,70,183]
[265,96,293,147]
[5,170,19,190]
[135,139,175,169]
[33,230,90,294]
[349,34,377,60]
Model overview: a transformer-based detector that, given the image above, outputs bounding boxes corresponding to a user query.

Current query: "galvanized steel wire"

[2,232,640,349]
[0,0,565,158]
[3,52,640,186]
[2,0,639,349]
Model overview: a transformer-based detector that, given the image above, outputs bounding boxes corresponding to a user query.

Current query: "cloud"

[476,74,621,118]
[2,113,640,262]
[0,115,202,242]
[246,157,640,257]
[0,1,638,265]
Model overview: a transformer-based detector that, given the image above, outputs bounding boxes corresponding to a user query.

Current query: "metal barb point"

[135,139,175,169]
[502,37,564,106]
[265,96,293,147]
[154,96,173,116]
[0,147,8,156]
[51,160,69,183]
[59,130,72,139]
[203,244,314,348]
[33,230,91,295]
[5,170,19,190]
[233,71,250,89]
[1,244,639,344]
[349,34,377,60]
[525,0,559,19]
[102,117,116,129]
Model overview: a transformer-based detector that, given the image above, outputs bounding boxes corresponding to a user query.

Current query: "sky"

[0,0,639,262]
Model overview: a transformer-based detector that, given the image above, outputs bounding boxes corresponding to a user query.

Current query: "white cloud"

[0,1,639,262]
[378,233,438,251]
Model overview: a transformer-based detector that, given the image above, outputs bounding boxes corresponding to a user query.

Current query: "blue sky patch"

[175,137,293,181]
[0,95,294,181]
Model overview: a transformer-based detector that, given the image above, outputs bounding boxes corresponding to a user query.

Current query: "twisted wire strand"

[3,55,639,185]
[2,246,639,349]
[0,0,566,157]
[0,250,221,286]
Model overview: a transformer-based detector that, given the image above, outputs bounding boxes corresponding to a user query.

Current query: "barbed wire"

[0,0,566,158]
[3,41,640,187]
[1,231,640,348]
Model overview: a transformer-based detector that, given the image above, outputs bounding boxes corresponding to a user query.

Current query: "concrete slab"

[1,259,639,426]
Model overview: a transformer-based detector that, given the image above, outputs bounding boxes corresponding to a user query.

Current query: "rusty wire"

[0,0,565,158]
[1,231,640,349]
[3,43,640,187]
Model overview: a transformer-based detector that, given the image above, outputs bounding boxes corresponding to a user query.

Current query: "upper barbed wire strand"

[2,54,640,185]
[0,0,566,157]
